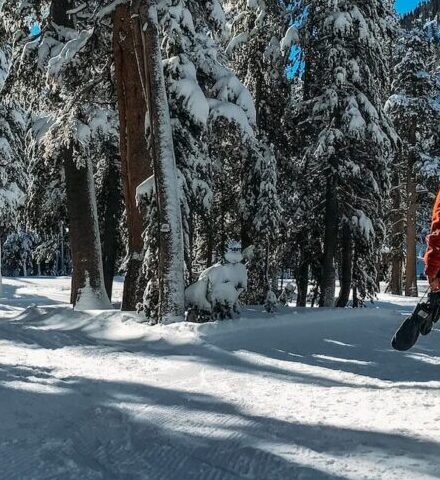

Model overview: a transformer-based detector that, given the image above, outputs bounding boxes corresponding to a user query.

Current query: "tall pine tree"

[297,0,396,306]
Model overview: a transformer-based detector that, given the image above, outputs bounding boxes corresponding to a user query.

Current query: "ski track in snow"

[0,277,440,479]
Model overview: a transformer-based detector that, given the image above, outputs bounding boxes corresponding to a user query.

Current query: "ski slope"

[0,277,439,480]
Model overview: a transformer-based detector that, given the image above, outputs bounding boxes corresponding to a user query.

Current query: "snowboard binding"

[392,291,440,351]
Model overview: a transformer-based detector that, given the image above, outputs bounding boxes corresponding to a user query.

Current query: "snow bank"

[10,305,199,346]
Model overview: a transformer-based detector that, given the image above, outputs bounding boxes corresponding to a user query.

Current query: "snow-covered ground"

[1,277,439,480]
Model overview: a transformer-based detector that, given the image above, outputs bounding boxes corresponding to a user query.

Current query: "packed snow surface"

[1,277,440,479]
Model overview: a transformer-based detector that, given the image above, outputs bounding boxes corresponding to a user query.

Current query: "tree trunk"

[336,223,353,307]
[64,147,111,309]
[130,0,185,323]
[0,236,3,298]
[50,0,111,309]
[389,170,404,295]
[296,255,309,307]
[113,4,151,310]
[352,286,359,308]
[319,176,338,307]
[405,154,418,297]
[206,226,214,268]
[99,153,122,302]
[59,221,65,275]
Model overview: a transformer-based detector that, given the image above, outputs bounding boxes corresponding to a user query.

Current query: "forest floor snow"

[0,277,440,479]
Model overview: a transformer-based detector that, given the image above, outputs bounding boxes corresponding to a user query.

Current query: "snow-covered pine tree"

[26,112,70,276]
[14,0,260,322]
[297,0,396,307]
[0,8,29,296]
[159,0,258,261]
[0,100,27,295]
[136,0,269,319]
[20,0,115,309]
[401,0,440,31]
[386,26,440,297]
[239,141,281,304]
[222,0,293,143]
[283,75,323,307]
[214,0,287,303]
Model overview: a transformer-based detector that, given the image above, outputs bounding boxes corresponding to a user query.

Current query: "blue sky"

[396,0,424,14]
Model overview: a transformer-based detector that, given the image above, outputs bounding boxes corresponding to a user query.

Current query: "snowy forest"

[2,1,440,479]
[0,0,439,322]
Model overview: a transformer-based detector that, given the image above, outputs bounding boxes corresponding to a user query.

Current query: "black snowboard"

[392,292,440,351]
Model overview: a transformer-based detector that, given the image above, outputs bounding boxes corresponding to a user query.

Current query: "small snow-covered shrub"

[185,242,248,322]
[278,282,296,306]
[264,289,278,313]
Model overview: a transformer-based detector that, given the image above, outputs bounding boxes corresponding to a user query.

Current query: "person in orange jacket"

[392,189,440,351]
[424,189,440,292]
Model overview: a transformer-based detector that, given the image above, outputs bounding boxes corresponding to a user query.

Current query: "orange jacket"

[425,189,440,279]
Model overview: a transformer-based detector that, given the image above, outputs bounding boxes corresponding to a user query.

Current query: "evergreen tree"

[22,0,115,309]
[137,0,271,319]
[26,112,70,276]
[297,0,396,306]
[0,7,30,294]
[386,27,440,296]
[217,0,287,302]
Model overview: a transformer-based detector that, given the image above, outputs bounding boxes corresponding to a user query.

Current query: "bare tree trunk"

[389,170,404,295]
[113,4,151,310]
[296,254,309,307]
[0,236,3,298]
[319,176,338,307]
[405,154,418,297]
[352,249,360,308]
[130,0,185,323]
[390,257,403,295]
[206,227,214,268]
[64,148,111,309]
[336,223,352,307]
[59,221,65,275]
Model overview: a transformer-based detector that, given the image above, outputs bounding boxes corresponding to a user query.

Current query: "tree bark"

[319,176,338,307]
[405,153,418,297]
[389,170,404,295]
[336,223,352,307]
[113,4,151,310]
[352,286,359,308]
[0,235,3,298]
[130,0,185,323]
[296,257,309,307]
[64,148,111,309]
[59,221,65,275]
